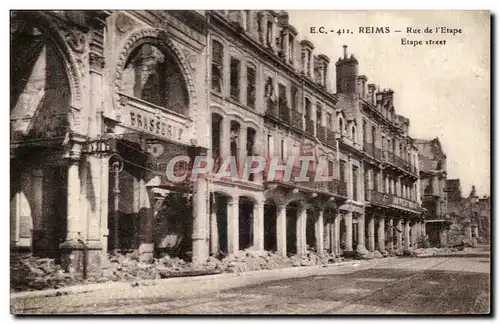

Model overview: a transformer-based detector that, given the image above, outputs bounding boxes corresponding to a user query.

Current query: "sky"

[288,10,490,197]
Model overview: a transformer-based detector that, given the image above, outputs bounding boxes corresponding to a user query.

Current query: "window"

[291,85,298,111]
[351,125,356,142]
[327,113,332,129]
[371,125,376,146]
[352,166,358,200]
[339,160,346,182]
[288,35,294,64]
[328,160,334,178]
[266,21,273,46]
[362,120,367,143]
[338,118,344,136]
[230,57,240,100]
[278,83,287,107]
[316,104,322,125]
[267,134,272,157]
[123,43,189,115]
[211,40,223,92]
[307,50,312,76]
[305,98,312,119]
[246,64,256,108]
[373,170,379,191]
[381,135,385,150]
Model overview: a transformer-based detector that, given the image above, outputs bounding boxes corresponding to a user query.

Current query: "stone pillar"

[138,177,154,263]
[276,203,287,257]
[192,177,209,264]
[253,202,264,251]
[387,218,394,252]
[367,215,375,252]
[334,213,341,255]
[404,219,411,250]
[227,196,239,254]
[344,212,353,252]
[396,218,403,250]
[296,204,307,255]
[238,126,247,175]
[315,209,324,254]
[258,13,266,44]
[422,220,427,238]
[356,213,366,252]
[60,158,86,272]
[209,202,219,254]
[377,216,386,252]
[324,214,331,252]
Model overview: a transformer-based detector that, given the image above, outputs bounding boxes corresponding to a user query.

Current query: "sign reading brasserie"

[123,104,188,144]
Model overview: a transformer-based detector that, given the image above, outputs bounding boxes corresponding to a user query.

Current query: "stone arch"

[113,27,198,119]
[10,12,84,114]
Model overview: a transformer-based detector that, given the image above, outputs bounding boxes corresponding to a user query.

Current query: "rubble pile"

[11,255,76,292]
[11,249,341,292]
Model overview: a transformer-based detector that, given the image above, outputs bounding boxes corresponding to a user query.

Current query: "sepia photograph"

[9,8,491,315]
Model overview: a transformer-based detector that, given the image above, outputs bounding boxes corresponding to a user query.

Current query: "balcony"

[265,165,347,198]
[327,129,337,148]
[316,124,327,144]
[265,101,279,119]
[279,103,291,124]
[383,150,418,176]
[392,195,420,211]
[365,189,394,207]
[340,135,361,151]
[291,110,303,131]
[363,141,374,157]
[305,119,314,135]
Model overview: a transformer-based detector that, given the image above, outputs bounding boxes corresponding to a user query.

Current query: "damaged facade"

[11,10,427,274]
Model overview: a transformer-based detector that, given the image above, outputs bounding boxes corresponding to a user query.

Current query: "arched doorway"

[263,199,277,252]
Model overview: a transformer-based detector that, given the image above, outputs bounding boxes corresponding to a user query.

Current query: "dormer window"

[288,35,294,64]
[266,21,273,47]
[351,125,356,142]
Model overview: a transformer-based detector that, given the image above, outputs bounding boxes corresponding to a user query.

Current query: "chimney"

[367,83,376,104]
[335,45,358,94]
[357,75,367,98]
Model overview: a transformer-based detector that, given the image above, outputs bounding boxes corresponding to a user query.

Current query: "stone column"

[138,177,154,263]
[192,177,209,264]
[377,216,386,252]
[315,209,324,254]
[356,213,366,252]
[296,204,307,255]
[334,213,340,255]
[404,219,411,250]
[209,201,219,254]
[238,126,247,177]
[60,157,86,272]
[227,196,239,254]
[387,218,394,252]
[276,203,287,257]
[253,202,264,251]
[368,215,375,252]
[344,212,353,252]
[396,218,403,250]
[324,214,331,252]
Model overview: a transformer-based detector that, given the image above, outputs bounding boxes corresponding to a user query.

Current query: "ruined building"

[10,10,426,274]
[415,138,451,247]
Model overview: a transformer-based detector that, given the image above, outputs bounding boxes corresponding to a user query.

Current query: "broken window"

[123,43,189,115]
[246,64,256,108]
[230,57,240,101]
[211,40,224,92]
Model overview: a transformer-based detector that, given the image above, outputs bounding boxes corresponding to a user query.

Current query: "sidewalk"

[11,257,393,301]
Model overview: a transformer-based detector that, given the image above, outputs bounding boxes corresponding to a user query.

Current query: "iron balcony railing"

[291,110,303,130]
[365,189,394,206]
[316,124,327,144]
[265,164,347,198]
[327,129,337,147]
[365,189,420,211]
[305,119,314,135]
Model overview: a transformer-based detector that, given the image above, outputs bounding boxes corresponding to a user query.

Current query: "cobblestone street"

[11,253,490,315]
